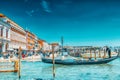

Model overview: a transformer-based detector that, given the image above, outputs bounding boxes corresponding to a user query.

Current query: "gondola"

[42,37,119,65]
[42,53,119,65]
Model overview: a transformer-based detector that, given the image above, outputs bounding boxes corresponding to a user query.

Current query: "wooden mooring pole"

[52,46,55,79]
[18,47,22,79]
[14,60,19,72]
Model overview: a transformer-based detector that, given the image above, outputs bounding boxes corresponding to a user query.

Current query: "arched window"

[5,43,8,51]
[6,29,8,38]
[1,28,3,37]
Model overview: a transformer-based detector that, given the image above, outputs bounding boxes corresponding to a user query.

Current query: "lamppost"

[61,36,63,56]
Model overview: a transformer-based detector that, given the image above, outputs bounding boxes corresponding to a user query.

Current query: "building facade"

[37,39,47,52]
[34,36,39,51]
[43,41,51,52]
[26,31,36,51]
[0,13,56,54]
[37,39,43,50]
[0,14,11,53]
[51,43,59,51]
[7,18,26,50]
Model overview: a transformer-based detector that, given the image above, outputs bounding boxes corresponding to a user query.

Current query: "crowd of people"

[0,49,60,60]
[0,50,41,60]
[0,46,119,60]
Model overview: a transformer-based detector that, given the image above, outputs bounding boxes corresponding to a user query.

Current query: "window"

[0,27,1,36]
[1,28,3,37]
[30,36,33,39]
[6,29,8,38]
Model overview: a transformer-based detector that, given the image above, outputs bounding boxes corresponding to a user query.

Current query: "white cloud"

[41,0,51,13]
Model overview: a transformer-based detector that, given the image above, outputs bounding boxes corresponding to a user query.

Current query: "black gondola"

[42,53,119,65]
[42,37,119,65]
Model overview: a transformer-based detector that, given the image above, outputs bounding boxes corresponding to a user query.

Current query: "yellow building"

[37,39,45,51]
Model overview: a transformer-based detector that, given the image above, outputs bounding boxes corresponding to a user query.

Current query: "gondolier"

[106,46,111,58]
[108,48,111,58]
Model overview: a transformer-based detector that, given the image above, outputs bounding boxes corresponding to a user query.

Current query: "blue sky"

[1,0,120,46]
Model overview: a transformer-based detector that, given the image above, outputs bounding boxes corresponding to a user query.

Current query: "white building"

[43,42,52,51]
[0,14,11,53]
[7,19,26,50]
[51,43,59,51]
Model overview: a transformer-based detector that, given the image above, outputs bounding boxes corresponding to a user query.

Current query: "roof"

[0,13,6,17]
[51,43,59,45]
[0,13,25,33]
[25,30,36,37]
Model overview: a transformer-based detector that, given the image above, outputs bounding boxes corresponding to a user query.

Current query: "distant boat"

[42,53,119,65]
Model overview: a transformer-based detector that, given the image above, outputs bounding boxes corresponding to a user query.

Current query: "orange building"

[37,39,45,50]
[37,39,53,52]
[26,31,36,51]
[0,14,5,17]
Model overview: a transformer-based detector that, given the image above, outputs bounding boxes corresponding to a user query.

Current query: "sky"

[1,0,120,46]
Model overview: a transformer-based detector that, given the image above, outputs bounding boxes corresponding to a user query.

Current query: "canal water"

[0,58,120,80]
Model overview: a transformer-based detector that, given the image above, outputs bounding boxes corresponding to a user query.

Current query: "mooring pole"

[18,47,22,79]
[52,45,55,79]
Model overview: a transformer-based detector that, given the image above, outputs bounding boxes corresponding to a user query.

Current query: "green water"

[0,58,120,80]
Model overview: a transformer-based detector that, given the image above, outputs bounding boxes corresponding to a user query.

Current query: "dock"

[0,60,19,72]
